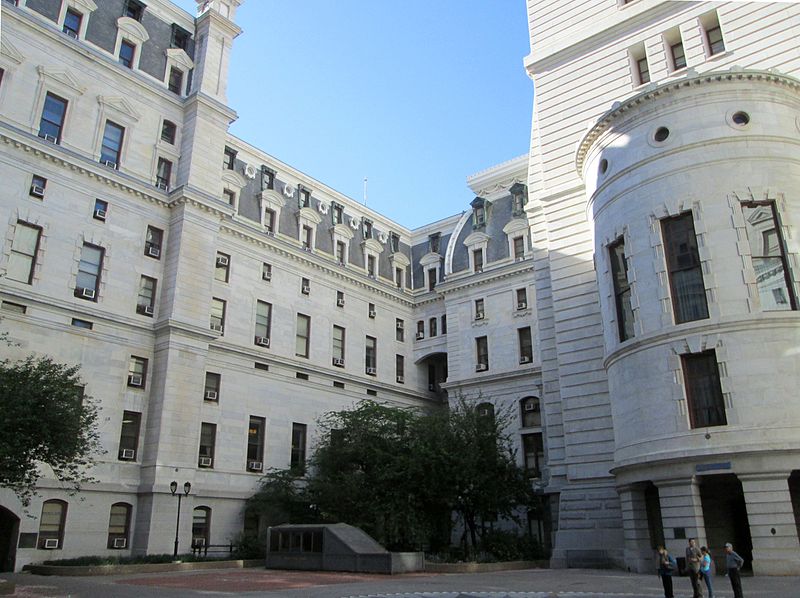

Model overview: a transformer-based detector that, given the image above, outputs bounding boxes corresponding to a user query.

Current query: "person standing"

[656,546,677,598]
[725,542,745,598]
[685,538,704,598]
[700,546,714,597]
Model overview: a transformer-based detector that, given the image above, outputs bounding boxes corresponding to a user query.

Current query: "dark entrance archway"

[699,474,753,573]
[0,505,20,572]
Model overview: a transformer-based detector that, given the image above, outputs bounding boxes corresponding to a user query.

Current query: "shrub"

[478,529,545,562]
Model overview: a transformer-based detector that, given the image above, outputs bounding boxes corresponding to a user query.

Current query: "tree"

[0,355,101,506]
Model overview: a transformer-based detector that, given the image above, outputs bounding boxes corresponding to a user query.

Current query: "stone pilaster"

[619,484,656,573]
[655,477,707,557]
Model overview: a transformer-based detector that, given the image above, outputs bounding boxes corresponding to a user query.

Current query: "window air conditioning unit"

[198,456,212,468]
[396,321,404,330]
[147,245,161,258]
[204,390,218,401]
[247,461,263,472]
[156,181,169,191]
[40,133,58,143]
[368,310,376,318]
[113,537,127,549]
[332,357,344,367]
[43,538,59,549]
[94,208,107,220]
[520,356,532,364]
[396,375,404,383]
[128,374,143,387]
[265,230,275,237]
[120,448,136,460]
[301,285,310,295]
[366,367,377,375]
[193,537,206,547]
[476,363,488,372]
[79,287,96,299]
[255,336,270,347]
[101,159,118,170]
[216,255,229,267]
[31,185,45,198]
[428,383,436,391]
[65,29,78,39]
[475,312,485,320]
[137,304,154,316]
[524,402,538,412]
[336,298,345,307]
[416,332,424,340]
[517,301,527,310]
[210,323,223,332]
[262,271,272,281]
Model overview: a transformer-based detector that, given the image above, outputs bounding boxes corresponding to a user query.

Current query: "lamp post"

[170,480,191,558]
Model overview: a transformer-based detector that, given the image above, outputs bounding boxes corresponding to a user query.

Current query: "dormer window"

[63,9,82,38]
[332,203,344,225]
[363,219,373,239]
[223,147,236,170]
[171,24,190,50]
[390,232,400,253]
[473,249,484,273]
[471,197,487,228]
[510,183,527,215]
[299,187,311,208]
[123,0,145,21]
[429,233,440,253]
[119,40,136,69]
[261,167,275,190]
[168,67,184,94]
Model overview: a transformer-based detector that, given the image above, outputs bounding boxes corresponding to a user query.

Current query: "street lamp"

[170,480,191,558]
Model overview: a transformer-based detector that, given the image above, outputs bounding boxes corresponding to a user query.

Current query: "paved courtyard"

[3,567,800,598]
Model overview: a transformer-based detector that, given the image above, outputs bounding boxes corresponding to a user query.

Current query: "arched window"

[520,396,541,428]
[107,502,132,549]
[38,500,67,549]
[192,506,211,547]
[476,402,494,419]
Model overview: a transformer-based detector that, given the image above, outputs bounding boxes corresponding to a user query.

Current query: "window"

[264,208,276,233]
[262,168,275,190]
[204,372,220,402]
[168,67,183,94]
[119,40,136,69]
[396,354,404,383]
[93,198,108,221]
[127,356,148,388]
[6,222,41,285]
[522,433,544,479]
[333,203,343,225]
[332,325,345,366]
[741,202,796,311]
[365,336,377,375]
[670,41,686,70]
[395,267,404,288]
[428,267,437,291]
[100,121,125,167]
[223,189,235,205]
[662,212,708,323]
[38,500,67,549]
[472,198,486,227]
[171,24,190,50]
[367,255,376,277]
[516,288,528,310]
[636,56,650,84]
[441,315,447,335]
[255,300,272,345]
[136,275,156,316]
[682,350,726,428]
[520,397,541,428]
[476,336,489,371]
[210,298,226,333]
[107,503,131,549]
[362,219,373,239]
[416,320,424,340]
[154,157,173,191]
[290,423,307,473]
[702,12,725,56]
[63,9,81,38]
[609,237,634,341]
[71,318,92,329]
[261,262,272,281]
[475,298,485,320]
[39,93,68,143]
[123,0,145,21]
[299,188,311,208]
[429,233,441,253]
[145,226,163,259]
[301,277,311,295]
[429,317,437,337]
[192,507,210,547]
[0,68,4,90]
[30,175,47,198]
[471,249,483,273]
[302,225,313,250]
[477,402,495,419]
[247,416,265,469]
[390,232,400,253]
[511,183,527,214]
[395,318,404,342]
[75,243,103,300]
[296,313,310,358]
[118,410,141,460]
[214,252,230,282]
[336,290,345,307]
[336,240,346,264]
[198,423,216,467]
[513,237,525,260]
[161,120,177,144]
[518,327,533,364]
[368,302,376,318]
[223,147,236,170]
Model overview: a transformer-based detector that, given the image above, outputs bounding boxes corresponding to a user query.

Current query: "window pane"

[742,202,795,311]
[682,351,726,428]
[662,213,708,323]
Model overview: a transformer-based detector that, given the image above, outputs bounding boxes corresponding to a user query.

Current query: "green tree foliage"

[247,398,538,556]
[0,356,101,506]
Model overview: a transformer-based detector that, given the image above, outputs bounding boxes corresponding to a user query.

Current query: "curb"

[25,558,264,576]
[423,560,548,574]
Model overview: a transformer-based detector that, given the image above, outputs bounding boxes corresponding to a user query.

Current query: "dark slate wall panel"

[84,0,124,54]
[234,158,261,224]
[451,220,472,273]
[139,12,175,81]
[25,0,59,23]
[487,195,512,263]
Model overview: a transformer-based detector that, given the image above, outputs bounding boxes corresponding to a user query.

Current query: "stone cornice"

[576,69,800,177]
[443,365,542,390]
[436,259,535,295]
[466,154,528,196]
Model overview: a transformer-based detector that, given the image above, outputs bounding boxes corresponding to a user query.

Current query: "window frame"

[38,499,67,549]
[661,211,709,324]
[100,120,125,168]
[210,297,226,334]
[198,422,217,467]
[290,423,307,474]
[38,92,68,144]
[75,242,104,300]
[681,350,727,429]
[295,313,311,358]
[136,275,157,316]
[609,236,634,341]
[6,221,42,285]
[365,335,377,374]
[107,502,132,549]
[255,300,272,344]
[247,416,266,468]
[118,410,141,460]
[518,327,533,364]
[204,372,221,402]
[127,355,148,388]
[476,336,489,370]
[332,324,345,364]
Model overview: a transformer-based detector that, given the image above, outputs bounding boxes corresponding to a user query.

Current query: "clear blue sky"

[175,1,532,228]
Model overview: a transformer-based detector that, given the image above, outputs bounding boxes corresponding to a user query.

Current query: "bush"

[232,532,266,560]
[478,529,545,562]
[40,553,230,566]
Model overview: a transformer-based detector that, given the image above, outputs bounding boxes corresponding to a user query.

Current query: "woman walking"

[700,546,714,597]
[656,546,677,598]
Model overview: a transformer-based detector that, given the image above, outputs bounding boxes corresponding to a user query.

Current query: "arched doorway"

[0,506,20,572]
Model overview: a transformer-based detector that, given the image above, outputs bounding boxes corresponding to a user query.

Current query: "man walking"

[725,542,745,598]
[685,538,704,598]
